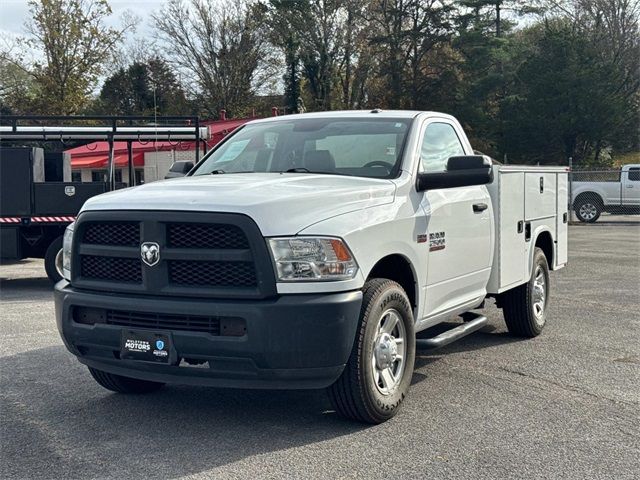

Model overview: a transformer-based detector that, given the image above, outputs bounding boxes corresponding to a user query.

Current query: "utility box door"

[525,172,557,220]
[555,174,568,266]
[499,171,527,289]
[487,169,527,293]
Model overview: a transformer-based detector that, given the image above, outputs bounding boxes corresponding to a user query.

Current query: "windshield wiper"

[209,169,226,174]
[283,167,311,173]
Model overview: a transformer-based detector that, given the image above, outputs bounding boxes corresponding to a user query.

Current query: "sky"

[0,0,159,43]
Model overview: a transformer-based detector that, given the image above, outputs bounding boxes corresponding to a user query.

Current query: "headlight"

[62,222,75,281]
[268,237,358,281]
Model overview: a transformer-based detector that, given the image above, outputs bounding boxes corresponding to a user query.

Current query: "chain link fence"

[569,167,640,223]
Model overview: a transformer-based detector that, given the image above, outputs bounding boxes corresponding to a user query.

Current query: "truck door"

[622,167,640,207]
[418,121,493,319]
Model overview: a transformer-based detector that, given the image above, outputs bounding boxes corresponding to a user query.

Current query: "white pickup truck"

[55,111,568,423]
[572,164,640,222]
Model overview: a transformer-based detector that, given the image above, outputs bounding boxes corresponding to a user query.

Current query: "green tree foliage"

[0,58,40,115]
[500,0,639,165]
[95,58,191,116]
[364,0,457,109]
[265,0,307,113]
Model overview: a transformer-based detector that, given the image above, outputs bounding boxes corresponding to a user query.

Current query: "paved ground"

[1,225,639,479]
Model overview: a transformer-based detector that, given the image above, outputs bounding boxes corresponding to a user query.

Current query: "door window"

[628,167,640,182]
[420,123,465,172]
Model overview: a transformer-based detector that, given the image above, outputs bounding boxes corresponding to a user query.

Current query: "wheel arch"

[367,254,418,313]
[573,191,604,208]
[532,228,554,271]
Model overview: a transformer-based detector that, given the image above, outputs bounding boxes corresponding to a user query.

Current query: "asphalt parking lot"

[1,224,639,479]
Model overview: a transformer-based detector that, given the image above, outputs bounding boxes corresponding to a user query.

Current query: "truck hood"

[81,173,396,236]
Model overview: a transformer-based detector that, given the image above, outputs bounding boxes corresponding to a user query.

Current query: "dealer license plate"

[120,330,172,364]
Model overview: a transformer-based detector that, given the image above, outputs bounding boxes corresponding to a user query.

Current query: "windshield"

[192,117,412,179]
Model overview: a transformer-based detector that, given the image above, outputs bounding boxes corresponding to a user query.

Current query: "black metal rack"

[0,115,206,190]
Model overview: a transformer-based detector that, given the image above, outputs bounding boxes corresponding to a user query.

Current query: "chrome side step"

[415,313,487,350]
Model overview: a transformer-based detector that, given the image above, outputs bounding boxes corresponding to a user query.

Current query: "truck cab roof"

[246,109,455,125]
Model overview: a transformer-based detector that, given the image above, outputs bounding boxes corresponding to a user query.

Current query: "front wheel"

[327,279,415,424]
[44,236,64,283]
[500,247,550,337]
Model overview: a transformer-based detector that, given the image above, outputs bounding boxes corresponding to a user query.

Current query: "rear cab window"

[627,167,640,182]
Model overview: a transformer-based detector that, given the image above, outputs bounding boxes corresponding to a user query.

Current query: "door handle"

[626,185,633,188]
[473,203,488,213]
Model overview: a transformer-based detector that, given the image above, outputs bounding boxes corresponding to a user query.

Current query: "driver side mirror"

[416,155,493,191]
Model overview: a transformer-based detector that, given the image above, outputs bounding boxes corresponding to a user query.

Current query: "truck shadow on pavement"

[412,319,521,375]
[0,276,53,302]
[0,345,367,479]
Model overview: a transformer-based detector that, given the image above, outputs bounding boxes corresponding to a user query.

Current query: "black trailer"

[0,116,206,282]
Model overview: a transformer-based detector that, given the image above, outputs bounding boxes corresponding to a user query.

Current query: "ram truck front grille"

[81,256,142,283]
[71,211,276,299]
[167,223,249,249]
[83,222,140,246]
[168,260,257,287]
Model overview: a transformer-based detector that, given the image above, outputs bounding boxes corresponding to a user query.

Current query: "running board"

[415,313,487,350]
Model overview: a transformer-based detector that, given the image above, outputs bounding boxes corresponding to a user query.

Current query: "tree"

[0,56,40,115]
[570,0,640,157]
[297,0,349,110]
[153,0,273,118]
[3,0,136,114]
[265,0,308,113]
[95,58,190,116]
[499,18,635,165]
[363,0,456,109]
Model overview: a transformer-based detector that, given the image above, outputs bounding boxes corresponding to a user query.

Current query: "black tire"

[501,247,550,338]
[574,195,602,223]
[44,236,64,283]
[88,367,165,394]
[327,279,415,424]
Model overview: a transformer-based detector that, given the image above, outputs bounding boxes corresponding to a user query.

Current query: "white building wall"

[144,151,175,182]
[173,150,199,163]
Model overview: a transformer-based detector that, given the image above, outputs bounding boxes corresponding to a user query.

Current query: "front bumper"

[55,282,362,389]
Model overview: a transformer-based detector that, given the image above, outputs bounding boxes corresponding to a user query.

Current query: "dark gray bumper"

[55,282,362,389]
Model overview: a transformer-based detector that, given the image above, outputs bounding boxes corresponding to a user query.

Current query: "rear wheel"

[88,367,165,394]
[327,279,415,424]
[44,236,64,283]
[501,247,550,337]
[574,197,601,223]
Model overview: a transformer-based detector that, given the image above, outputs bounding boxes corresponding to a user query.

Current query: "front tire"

[88,367,165,394]
[44,236,64,283]
[327,279,415,424]
[501,247,550,337]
